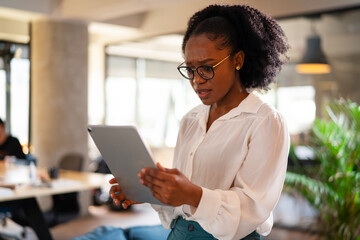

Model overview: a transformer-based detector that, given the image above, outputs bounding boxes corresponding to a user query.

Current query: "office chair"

[58,153,84,172]
[45,153,84,227]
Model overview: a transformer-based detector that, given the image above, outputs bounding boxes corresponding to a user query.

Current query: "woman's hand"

[138,163,202,207]
[109,178,142,209]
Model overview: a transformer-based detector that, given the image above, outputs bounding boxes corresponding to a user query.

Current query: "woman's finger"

[109,185,121,197]
[140,168,172,182]
[142,174,166,188]
[157,162,165,171]
[114,198,121,206]
[122,199,142,209]
[109,177,118,184]
[149,184,163,195]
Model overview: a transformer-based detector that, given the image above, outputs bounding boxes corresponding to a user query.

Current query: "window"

[105,56,137,125]
[277,86,316,134]
[0,70,5,120]
[105,56,200,148]
[0,42,30,150]
[10,58,30,146]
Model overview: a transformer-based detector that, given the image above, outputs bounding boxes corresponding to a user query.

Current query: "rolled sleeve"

[191,187,221,220]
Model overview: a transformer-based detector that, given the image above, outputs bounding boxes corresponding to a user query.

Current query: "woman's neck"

[206,87,249,131]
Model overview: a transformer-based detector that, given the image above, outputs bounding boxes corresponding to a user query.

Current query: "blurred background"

[0,0,359,239]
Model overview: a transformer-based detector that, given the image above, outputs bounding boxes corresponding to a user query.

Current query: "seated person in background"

[0,118,26,160]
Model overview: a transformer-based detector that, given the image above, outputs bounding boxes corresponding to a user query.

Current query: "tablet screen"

[88,125,164,205]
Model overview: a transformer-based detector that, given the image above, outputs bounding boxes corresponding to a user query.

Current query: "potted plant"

[285,99,360,240]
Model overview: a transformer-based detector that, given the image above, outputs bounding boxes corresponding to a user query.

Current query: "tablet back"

[88,125,164,205]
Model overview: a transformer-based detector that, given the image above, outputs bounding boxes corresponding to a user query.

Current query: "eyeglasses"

[177,55,230,81]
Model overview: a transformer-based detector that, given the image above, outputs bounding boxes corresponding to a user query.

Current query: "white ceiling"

[1,0,360,44]
[1,0,360,62]
[2,0,360,21]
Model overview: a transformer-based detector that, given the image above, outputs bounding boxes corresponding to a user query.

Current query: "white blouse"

[152,91,290,240]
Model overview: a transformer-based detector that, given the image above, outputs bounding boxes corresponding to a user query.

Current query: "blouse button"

[188,224,194,232]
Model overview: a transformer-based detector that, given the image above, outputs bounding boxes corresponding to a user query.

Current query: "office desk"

[0,162,109,240]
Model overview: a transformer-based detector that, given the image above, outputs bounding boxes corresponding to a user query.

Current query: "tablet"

[87,125,164,205]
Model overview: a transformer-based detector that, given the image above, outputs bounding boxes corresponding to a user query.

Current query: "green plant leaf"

[285,99,360,240]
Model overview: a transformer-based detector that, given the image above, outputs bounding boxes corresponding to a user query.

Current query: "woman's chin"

[199,98,213,105]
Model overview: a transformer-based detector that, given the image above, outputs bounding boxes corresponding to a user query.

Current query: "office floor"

[1,204,323,240]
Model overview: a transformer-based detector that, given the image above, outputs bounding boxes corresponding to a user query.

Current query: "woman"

[110,4,289,240]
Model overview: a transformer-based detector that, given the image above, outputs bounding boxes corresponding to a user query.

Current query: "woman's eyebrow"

[185,58,216,66]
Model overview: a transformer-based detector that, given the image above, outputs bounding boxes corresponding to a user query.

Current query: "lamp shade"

[296,36,331,74]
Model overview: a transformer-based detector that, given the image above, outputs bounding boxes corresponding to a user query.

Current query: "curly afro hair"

[182,5,289,90]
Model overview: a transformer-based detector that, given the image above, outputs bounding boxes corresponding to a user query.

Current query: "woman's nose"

[192,72,206,84]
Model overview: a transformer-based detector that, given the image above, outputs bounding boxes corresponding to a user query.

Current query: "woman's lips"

[196,89,211,99]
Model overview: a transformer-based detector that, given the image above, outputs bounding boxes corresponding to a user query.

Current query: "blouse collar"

[197,91,264,124]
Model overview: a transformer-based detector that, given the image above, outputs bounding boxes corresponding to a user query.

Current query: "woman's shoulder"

[252,93,286,123]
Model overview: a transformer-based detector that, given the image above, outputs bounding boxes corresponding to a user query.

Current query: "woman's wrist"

[187,184,202,207]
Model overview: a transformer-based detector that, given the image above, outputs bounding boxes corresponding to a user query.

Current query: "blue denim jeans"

[167,217,262,240]
[71,225,170,240]
[71,220,262,240]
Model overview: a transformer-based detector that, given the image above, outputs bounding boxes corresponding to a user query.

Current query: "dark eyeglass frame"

[177,55,231,81]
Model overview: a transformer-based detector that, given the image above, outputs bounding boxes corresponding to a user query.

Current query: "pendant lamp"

[296,35,331,74]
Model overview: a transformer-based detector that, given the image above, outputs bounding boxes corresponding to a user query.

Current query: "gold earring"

[236,66,241,70]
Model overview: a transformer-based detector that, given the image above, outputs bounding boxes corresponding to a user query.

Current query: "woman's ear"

[234,50,245,70]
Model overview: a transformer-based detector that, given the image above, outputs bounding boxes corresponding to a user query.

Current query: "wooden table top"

[0,161,110,202]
